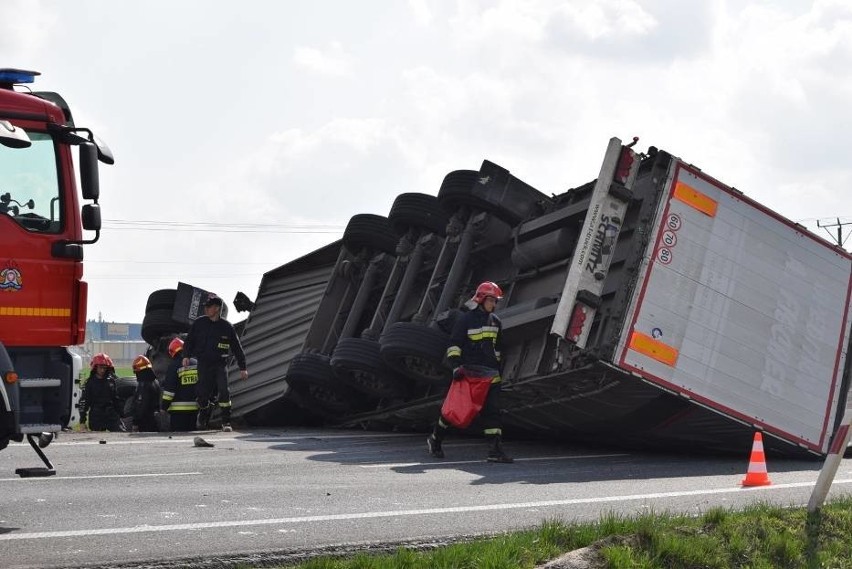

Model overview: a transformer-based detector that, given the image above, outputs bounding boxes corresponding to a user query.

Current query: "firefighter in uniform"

[427,281,513,463]
[182,295,248,432]
[161,338,200,432]
[79,353,124,432]
[131,355,161,432]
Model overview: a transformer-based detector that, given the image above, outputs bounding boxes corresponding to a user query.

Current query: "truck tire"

[331,338,408,398]
[145,289,177,313]
[387,193,448,237]
[379,322,451,386]
[437,168,543,226]
[286,353,358,414]
[141,309,189,345]
[342,214,399,256]
[115,376,137,400]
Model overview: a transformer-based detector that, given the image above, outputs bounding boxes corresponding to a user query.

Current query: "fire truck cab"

[0,68,112,476]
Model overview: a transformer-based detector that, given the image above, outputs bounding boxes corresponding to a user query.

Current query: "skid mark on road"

[3,478,847,541]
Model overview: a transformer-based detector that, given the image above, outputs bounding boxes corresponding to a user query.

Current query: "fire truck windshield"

[0,131,61,233]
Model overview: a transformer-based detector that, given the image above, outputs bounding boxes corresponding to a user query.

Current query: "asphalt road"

[1,428,850,569]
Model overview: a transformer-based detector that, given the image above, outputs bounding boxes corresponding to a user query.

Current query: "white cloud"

[408,0,434,25]
[0,0,57,62]
[293,42,354,77]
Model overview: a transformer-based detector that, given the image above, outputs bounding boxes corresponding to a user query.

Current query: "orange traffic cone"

[741,432,771,486]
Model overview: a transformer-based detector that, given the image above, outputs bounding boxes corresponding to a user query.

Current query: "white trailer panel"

[616,161,852,453]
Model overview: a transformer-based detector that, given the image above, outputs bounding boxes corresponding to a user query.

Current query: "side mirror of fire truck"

[0,119,31,149]
[82,203,101,232]
[79,142,99,201]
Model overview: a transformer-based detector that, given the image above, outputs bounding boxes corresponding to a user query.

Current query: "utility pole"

[817,218,852,248]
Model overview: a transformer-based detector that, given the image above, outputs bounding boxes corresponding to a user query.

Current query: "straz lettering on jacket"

[178,365,199,386]
[585,214,619,274]
[217,338,231,354]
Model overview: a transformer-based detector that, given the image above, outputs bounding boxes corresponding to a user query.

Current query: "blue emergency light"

[0,68,41,84]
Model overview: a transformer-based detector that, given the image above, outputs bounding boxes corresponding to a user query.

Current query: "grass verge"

[264,496,852,569]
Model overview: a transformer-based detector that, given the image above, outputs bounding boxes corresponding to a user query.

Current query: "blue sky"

[3,0,851,323]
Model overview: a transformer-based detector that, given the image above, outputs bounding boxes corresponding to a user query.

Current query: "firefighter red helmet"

[168,337,184,358]
[90,353,114,369]
[132,355,152,373]
[471,281,503,304]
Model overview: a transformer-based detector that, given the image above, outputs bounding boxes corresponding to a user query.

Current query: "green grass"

[263,497,852,568]
[79,367,133,381]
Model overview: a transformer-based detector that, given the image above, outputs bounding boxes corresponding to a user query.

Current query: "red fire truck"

[0,68,112,476]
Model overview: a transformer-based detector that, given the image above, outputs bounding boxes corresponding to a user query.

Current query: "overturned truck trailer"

[232,137,852,457]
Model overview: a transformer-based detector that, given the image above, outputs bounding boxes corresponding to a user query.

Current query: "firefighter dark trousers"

[168,411,198,432]
[88,407,122,432]
[196,361,232,423]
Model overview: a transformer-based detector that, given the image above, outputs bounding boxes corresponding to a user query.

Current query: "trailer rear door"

[616,160,852,453]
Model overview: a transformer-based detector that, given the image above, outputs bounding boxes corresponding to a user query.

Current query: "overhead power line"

[102,218,345,233]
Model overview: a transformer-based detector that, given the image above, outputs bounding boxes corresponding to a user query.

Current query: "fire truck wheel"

[387,193,448,237]
[145,289,177,313]
[331,338,409,399]
[342,214,399,256]
[379,322,451,386]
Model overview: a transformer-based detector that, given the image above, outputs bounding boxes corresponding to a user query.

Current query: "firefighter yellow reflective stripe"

[218,401,232,408]
[673,182,717,217]
[162,391,175,400]
[168,402,199,411]
[0,306,71,317]
[446,346,461,358]
[467,326,498,341]
[484,428,502,435]
[629,330,679,366]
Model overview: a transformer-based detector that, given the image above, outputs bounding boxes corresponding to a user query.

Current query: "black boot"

[221,407,232,432]
[486,434,513,463]
[197,406,211,430]
[426,423,446,458]
[426,433,444,458]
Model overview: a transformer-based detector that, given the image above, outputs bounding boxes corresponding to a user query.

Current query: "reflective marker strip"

[629,331,679,366]
[0,306,71,317]
[673,182,718,217]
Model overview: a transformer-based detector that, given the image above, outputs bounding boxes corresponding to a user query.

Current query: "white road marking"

[2,478,847,541]
[363,453,630,468]
[0,472,201,482]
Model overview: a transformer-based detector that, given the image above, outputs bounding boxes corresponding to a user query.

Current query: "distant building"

[85,320,143,342]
